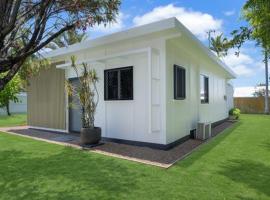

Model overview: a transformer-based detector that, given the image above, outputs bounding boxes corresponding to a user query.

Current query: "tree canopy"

[243,0,270,49]
[209,33,230,57]
[0,74,21,115]
[47,30,88,50]
[0,0,120,91]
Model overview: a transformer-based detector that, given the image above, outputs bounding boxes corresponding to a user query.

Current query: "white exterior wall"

[165,36,230,144]
[226,83,234,111]
[58,33,172,144]
[42,18,235,145]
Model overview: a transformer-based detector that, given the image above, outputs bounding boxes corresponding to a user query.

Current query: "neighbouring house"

[0,92,27,115]
[234,86,265,97]
[27,18,235,149]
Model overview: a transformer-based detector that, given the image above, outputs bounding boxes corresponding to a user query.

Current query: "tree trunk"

[264,50,269,114]
[6,102,11,116]
[0,61,23,91]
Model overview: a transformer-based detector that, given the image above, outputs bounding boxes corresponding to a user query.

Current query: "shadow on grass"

[260,141,270,152]
[219,159,270,198]
[177,122,242,168]
[0,148,139,200]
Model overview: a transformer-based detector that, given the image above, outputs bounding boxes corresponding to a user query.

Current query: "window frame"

[200,74,209,104]
[104,66,133,101]
[174,65,186,100]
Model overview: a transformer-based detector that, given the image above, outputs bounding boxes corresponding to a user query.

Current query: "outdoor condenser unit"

[196,122,212,140]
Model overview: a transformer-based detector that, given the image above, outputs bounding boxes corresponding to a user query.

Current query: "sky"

[86,0,266,93]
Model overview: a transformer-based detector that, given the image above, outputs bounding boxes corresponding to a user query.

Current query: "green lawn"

[0,114,27,127]
[0,114,269,200]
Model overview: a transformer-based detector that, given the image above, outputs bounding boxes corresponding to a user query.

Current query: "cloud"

[133,4,223,40]
[92,12,125,33]
[223,49,264,77]
[223,10,235,16]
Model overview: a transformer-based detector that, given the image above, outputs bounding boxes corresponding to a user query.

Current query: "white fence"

[0,92,27,115]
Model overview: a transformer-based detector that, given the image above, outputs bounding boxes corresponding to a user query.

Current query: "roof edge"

[174,18,236,79]
[43,17,177,58]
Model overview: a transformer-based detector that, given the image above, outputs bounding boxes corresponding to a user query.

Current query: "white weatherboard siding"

[226,83,234,110]
[38,17,235,146]
[165,35,230,144]
[61,37,167,144]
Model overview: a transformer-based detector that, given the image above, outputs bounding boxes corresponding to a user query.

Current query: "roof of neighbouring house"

[43,17,236,79]
[234,86,266,97]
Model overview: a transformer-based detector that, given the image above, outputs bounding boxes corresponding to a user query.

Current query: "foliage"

[253,84,270,97]
[19,29,88,89]
[209,33,230,57]
[47,30,88,50]
[228,1,270,52]
[18,57,51,90]
[0,0,121,91]
[229,108,241,119]
[0,75,21,115]
[66,56,99,128]
[230,27,253,56]
[242,0,270,50]
[227,0,270,114]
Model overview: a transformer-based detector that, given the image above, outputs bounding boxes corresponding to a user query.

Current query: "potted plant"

[229,108,241,120]
[66,56,101,145]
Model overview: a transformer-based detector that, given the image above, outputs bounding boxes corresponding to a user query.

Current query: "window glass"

[174,65,186,99]
[104,67,133,100]
[200,75,209,103]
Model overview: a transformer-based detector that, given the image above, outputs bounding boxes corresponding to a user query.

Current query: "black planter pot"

[80,127,101,145]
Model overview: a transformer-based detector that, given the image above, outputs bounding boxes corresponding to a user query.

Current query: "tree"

[0,0,120,91]
[18,56,51,90]
[253,84,270,97]
[229,0,270,114]
[209,33,230,57]
[47,30,88,50]
[242,0,270,114]
[0,75,21,115]
[18,30,88,89]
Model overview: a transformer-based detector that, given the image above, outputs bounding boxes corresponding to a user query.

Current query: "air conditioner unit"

[196,122,212,140]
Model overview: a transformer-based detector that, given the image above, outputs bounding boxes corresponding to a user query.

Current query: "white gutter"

[44,17,235,79]
[174,19,236,79]
[43,18,177,59]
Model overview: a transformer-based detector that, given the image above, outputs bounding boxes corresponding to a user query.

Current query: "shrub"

[229,108,241,119]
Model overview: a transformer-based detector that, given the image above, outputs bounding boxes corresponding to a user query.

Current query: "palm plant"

[209,34,230,57]
[66,56,99,129]
[47,30,88,50]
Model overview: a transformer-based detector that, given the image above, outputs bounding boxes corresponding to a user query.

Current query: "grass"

[0,114,27,127]
[0,114,269,200]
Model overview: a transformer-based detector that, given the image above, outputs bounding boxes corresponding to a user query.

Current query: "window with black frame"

[200,75,209,103]
[104,67,133,100]
[174,65,186,100]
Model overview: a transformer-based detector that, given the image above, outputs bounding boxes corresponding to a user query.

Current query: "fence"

[0,92,27,115]
[234,97,270,114]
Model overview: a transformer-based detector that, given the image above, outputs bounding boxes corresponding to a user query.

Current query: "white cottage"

[27,18,235,149]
